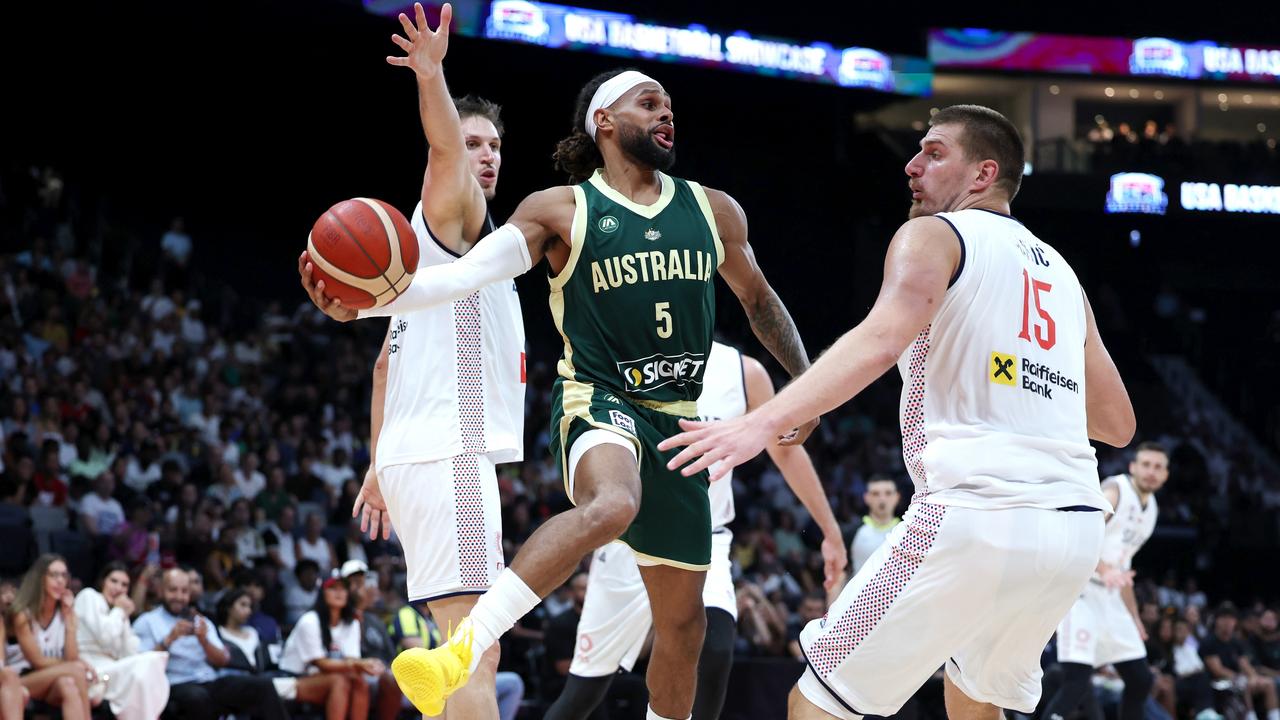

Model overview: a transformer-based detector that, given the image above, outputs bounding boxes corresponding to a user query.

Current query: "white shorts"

[797,503,1104,718]
[569,531,736,677]
[1056,580,1147,667]
[380,455,504,603]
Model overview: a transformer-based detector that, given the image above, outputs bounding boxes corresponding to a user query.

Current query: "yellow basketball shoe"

[391,621,475,717]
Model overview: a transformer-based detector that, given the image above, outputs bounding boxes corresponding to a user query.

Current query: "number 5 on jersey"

[655,302,673,339]
[1018,269,1056,350]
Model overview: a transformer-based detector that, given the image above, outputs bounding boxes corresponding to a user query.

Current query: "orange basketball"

[306,198,419,309]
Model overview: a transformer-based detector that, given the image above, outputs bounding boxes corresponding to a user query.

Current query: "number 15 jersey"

[900,208,1107,512]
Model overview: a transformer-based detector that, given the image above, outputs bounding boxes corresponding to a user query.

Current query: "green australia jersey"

[549,169,724,409]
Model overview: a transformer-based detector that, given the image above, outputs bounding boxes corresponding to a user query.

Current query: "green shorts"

[549,378,711,570]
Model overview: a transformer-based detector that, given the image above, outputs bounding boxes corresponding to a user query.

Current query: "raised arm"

[386,3,486,236]
[705,188,815,443]
[1082,293,1136,447]
[742,354,847,589]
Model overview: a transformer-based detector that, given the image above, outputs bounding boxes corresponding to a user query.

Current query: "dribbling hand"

[820,533,848,592]
[386,2,452,77]
[298,251,357,322]
[778,416,819,446]
[353,467,393,540]
[658,414,774,482]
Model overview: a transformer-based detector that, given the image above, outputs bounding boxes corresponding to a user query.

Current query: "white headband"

[584,71,659,141]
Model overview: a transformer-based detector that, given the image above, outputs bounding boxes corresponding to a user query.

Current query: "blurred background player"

[1045,441,1171,720]
[544,341,846,720]
[300,4,526,719]
[847,475,902,577]
[660,105,1136,720]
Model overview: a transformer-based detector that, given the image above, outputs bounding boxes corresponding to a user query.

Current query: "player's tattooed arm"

[703,189,811,378]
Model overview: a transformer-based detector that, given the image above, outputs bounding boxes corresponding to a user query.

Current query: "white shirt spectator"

[283,580,318,627]
[80,492,126,536]
[263,523,297,571]
[297,536,333,576]
[234,468,266,500]
[141,294,176,322]
[312,461,354,494]
[1172,638,1205,677]
[151,328,176,357]
[124,458,162,494]
[278,611,361,675]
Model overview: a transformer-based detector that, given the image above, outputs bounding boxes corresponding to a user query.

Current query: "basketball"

[306,198,419,309]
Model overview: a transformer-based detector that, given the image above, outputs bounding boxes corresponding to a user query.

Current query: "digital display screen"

[365,0,932,95]
[930,28,1280,85]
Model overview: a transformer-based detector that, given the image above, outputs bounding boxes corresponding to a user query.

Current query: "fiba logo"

[598,216,619,233]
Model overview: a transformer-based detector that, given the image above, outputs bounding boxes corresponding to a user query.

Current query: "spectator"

[1252,608,1280,678]
[254,467,293,523]
[848,475,902,577]
[1201,603,1279,720]
[0,663,24,720]
[216,587,351,719]
[263,503,298,572]
[4,554,93,720]
[133,568,285,720]
[206,464,244,507]
[80,470,126,540]
[1171,616,1220,720]
[388,603,439,653]
[285,559,321,626]
[297,511,336,576]
[0,476,28,527]
[736,581,787,656]
[788,591,828,660]
[543,571,588,698]
[227,498,266,568]
[32,441,68,507]
[124,441,162,496]
[342,560,403,720]
[279,573,382,720]
[234,453,266,501]
[232,568,283,658]
[73,562,170,720]
[111,498,156,568]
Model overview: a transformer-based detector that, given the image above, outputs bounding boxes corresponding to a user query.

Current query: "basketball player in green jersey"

[300,68,814,720]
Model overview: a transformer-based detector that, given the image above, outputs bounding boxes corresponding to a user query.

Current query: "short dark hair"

[867,474,898,489]
[454,95,504,138]
[929,105,1024,199]
[1216,601,1239,618]
[1134,441,1168,458]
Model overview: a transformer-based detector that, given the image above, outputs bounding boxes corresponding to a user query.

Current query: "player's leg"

[691,609,736,719]
[1113,659,1154,720]
[943,674,1001,720]
[391,434,642,715]
[788,685,844,719]
[639,563,708,719]
[1041,662,1094,720]
[546,541,653,720]
[426,594,499,720]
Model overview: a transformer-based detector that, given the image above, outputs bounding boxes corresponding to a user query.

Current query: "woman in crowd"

[73,562,170,720]
[216,588,351,720]
[279,574,383,720]
[0,620,30,720]
[3,554,93,720]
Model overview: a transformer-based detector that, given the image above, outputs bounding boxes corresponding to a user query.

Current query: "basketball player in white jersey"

[1044,442,1169,720]
[661,104,1137,720]
[544,341,846,720]
[299,5,522,718]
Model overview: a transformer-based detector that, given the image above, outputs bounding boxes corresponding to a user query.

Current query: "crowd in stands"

[1069,116,1279,179]
[2,162,1279,719]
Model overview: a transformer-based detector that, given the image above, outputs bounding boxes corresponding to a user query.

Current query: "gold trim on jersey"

[557,380,642,504]
[685,180,725,267]
[548,185,589,292]
[549,185,590,378]
[587,169,675,219]
[631,397,699,418]
[617,539,711,572]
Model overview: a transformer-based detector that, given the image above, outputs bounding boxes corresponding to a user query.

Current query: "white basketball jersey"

[698,342,747,529]
[5,610,65,671]
[1098,474,1158,570]
[376,203,526,471]
[898,208,1106,511]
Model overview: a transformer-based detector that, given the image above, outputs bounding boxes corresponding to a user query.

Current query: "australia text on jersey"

[590,248,717,294]
[388,317,408,355]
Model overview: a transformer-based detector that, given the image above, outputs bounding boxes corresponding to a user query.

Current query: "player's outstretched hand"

[659,414,772,482]
[298,251,357,322]
[353,467,393,540]
[777,416,819,446]
[386,2,451,76]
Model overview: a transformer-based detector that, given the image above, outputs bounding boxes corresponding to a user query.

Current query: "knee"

[55,675,79,699]
[331,673,352,694]
[582,492,638,540]
[349,673,369,694]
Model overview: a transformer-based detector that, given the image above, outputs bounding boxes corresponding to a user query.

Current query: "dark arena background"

[3,0,1280,718]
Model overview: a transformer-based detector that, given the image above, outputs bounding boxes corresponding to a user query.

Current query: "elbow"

[1094,414,1137,448]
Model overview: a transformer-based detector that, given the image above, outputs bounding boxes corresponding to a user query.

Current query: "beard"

[618,122,675,172]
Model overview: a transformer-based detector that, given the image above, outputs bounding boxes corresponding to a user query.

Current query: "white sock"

[646,706,689,720]
[458,569,541,672]
[1266,709,1278,720]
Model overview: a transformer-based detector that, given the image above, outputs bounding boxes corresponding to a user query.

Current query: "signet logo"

[598,216,619,233]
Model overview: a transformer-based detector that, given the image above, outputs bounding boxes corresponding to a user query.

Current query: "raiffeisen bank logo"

[1106,172,1168,215]
[617,352,707,393]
